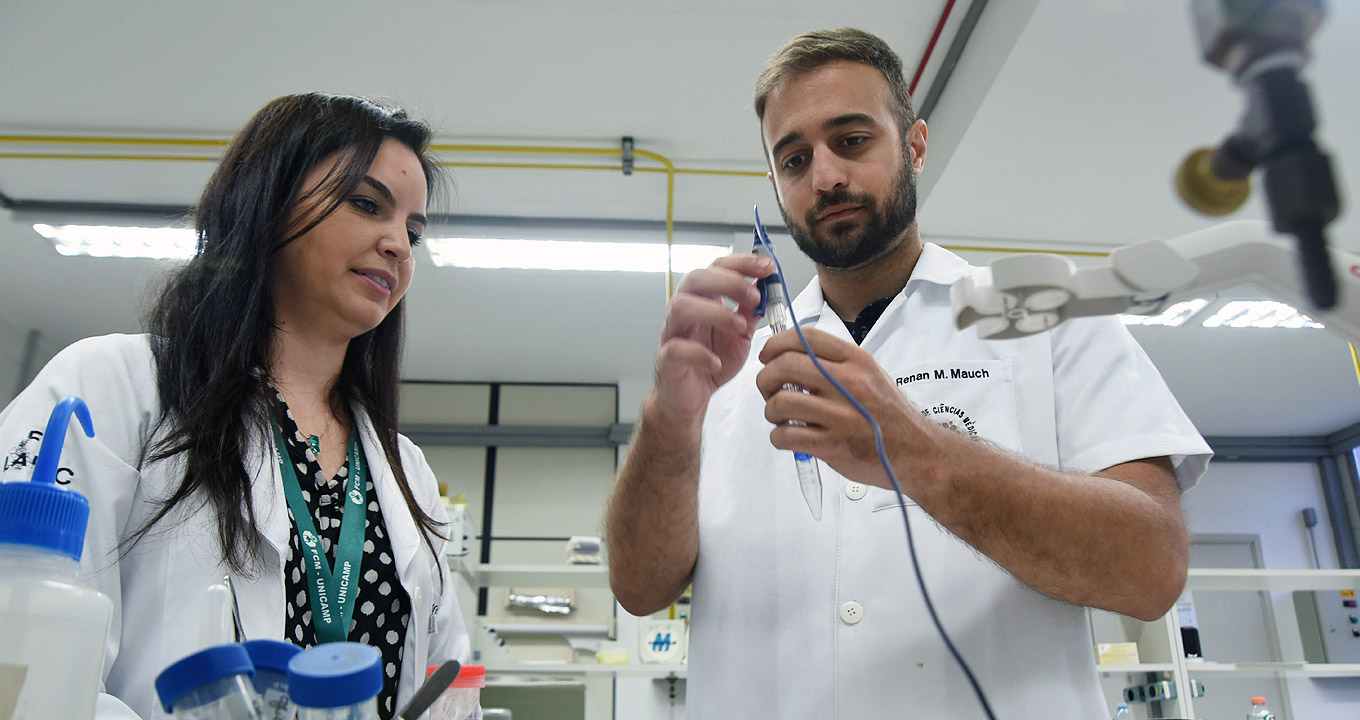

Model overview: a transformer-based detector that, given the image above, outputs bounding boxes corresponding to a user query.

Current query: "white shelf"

[482,564,610,588]
[1096,663,1178,675]
[1184,568,1360,592]
[1088,568,1360,719]
[482,622,612,637]
[485,663,686,678]
[485,677,586,689]
[447,558,611,589]
[1183,661,1360,678]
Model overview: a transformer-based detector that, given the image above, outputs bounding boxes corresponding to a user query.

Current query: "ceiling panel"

[3,0,1357,438]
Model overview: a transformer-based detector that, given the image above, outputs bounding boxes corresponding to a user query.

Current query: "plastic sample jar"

[0,396,113,720]
[154,643,261,720]
[242,639,302,720]
[0,509,113,720]
[287,642,383,720]
[426,664,486,720]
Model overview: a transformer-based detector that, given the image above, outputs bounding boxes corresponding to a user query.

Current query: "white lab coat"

[688,244,1211,719]
[0,334,469,719]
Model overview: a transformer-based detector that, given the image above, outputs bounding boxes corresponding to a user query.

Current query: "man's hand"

[757,328,1190,621]
[607,253,774,617]
[755,328,944,491]
[654,253,773,423]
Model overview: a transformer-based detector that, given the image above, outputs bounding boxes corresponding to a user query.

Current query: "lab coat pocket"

[874,359,1021,513]
[869,489,917,512]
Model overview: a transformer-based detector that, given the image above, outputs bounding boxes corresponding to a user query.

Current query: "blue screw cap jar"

[243,639,302,677]
[155,643,258,716]
[287,642,382,711]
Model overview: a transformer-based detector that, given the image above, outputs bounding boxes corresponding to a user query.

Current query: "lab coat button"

[840,601,863,625]
[844,482,867,500]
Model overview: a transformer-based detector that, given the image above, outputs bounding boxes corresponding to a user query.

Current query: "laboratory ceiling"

[1,0,1358,437]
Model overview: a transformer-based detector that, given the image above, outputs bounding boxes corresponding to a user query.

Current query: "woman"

[0,93,468,719]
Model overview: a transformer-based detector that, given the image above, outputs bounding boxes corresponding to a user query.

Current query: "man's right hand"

[651,253,774,422]
[608,253,772,616]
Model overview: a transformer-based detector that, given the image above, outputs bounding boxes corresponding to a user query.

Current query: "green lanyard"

[271,421,369,645]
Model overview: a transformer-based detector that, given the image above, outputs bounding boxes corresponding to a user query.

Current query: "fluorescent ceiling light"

[1120,298,1211,327]
[425,237,732,273]
[1201,300,1324,329]
[34,223,196,260]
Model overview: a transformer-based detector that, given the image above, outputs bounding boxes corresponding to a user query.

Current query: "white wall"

[0,319,60,406]
[1181,460,1360,718]
[0,316,27,403]
[1184,462,1340,571]
[408,382,618,719]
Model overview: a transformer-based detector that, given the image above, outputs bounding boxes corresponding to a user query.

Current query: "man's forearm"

[909,432,1188,621]
[606,394,704,616]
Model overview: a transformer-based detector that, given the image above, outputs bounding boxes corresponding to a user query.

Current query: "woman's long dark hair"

[132,93,446,576]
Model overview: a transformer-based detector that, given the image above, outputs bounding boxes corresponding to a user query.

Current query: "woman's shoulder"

[394,431,445,498]
[7,334,162,456]
[57,332,155,363]
[394,431,433,475]
[351,408,434,478]
[45,333,157,388]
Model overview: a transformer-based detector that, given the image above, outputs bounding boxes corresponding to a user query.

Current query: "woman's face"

[270,138,428,342]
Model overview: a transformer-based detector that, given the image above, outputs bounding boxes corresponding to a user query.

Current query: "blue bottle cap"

[243,639,302,675]
[155,643,255,713]
[287,642,382,709]
[0,396,95,560]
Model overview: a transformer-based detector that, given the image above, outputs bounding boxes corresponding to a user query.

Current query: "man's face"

[762,61,919,270]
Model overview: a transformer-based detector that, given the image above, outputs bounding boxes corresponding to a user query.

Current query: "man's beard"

[779,159,917,270]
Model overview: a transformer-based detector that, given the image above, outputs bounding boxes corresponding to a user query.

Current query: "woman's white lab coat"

[0,334,469,719]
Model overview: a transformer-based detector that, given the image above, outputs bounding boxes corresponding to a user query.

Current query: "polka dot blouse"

[275,396,410,720]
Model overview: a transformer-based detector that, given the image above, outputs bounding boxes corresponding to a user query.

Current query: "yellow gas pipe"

[0,133,1246,297]
[0,135,767,299]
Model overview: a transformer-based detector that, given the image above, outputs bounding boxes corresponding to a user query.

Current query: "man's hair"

[754,28,916,144]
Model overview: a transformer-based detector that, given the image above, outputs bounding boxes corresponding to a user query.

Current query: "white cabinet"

[1094,568,1360,719]
[456,562,1359,718]
[449,559,684,720]
[1093,607,1194,718]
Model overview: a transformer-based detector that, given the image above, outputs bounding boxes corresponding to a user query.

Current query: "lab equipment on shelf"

[506,591,574,615]
[1246,696,1276,720]
[565,535,601,565]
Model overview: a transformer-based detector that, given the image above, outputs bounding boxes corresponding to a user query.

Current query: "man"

[607,27,1210,719]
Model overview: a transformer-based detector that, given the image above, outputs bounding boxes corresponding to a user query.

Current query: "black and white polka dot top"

[275,396,410,720]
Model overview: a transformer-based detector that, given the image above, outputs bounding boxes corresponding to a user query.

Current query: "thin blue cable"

[755,229,998,720]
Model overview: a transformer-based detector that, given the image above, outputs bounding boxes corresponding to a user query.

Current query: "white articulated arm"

[952,220,1360,343]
